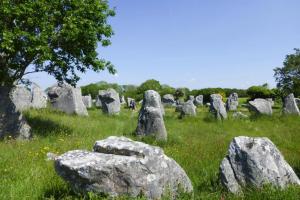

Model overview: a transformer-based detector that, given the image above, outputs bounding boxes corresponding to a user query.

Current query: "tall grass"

[0,105,299,199]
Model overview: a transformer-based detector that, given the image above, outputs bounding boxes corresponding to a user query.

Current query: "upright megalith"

[220,136,300,194]
[10,83,47,111]
[226,93,239,111]
[162,94,176,107]
[248,98,272,115]
[136,90,167,141]
[0,86,31,139]
[55,136,193,199]
[82,94,92,108]
[194,95,203,106]
[283,93,299,115]
[181,100,196,117]
[48,83,88,116]
[95,90,105,108]
[98,88,120,115]
[210,94,227,120]
[120,95,126,104]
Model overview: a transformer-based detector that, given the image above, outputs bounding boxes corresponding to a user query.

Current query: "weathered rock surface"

[220,136,300,194]
[98,89,121,115]
[283,93,299,115]
[82,95,92,108]
[95,90,105,108]
[55,136,193,199]
[0,87,31,139]
[10,83,47,111]
[180,100,196,116]
[226,93,239,111]
[127,97,135,107]
[266,98,275,107]
[248,98,272,115]
[162,94,176,106]
[48,83,88,116]
[194,95,203,106]
[210,94,227,120]
[136,90,167,141]
[188,95,195,101]
[232,112,248,119]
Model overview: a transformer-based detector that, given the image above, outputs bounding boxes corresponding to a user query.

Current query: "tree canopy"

[0,0,115,87]
[274,48,300,97]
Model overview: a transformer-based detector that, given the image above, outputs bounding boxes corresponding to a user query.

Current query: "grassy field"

[0,104,300,200]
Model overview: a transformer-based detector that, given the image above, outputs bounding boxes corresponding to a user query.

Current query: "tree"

[136,79,162,100]
[274,48,300,97]
[246,85,274,100]
[0,0,115,87]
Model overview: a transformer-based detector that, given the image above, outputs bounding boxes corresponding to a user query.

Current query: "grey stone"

[120,95,126,104]
[10,86,32,111]
[283,93,299,115]
[248,98,272,115]
[30,83,48,109]
[194,95,203,106]
[55,136,193,199]
[82,95,92,108]
[162,94,176,107]
[0,86,31,139]
[98,89,121,115]
[136,90,167,141]
[210,94,227,120]
[181,100,196,117]
[232,112,248,119]
[220,136,300,194]
[295,98,300,107]
[188,95,195,101]
[205,102,211,107]
[48,83,88,116]
[127,97,135,107]
[226,93,239,111]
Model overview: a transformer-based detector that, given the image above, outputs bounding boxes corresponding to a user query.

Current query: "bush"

[247,86,275,100]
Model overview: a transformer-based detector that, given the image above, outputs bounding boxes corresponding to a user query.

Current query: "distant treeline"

[81,79,278,103]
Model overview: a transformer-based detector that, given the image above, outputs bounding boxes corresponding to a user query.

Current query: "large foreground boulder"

[226,93,238,111]
[180,100,196,117]
[55,136,193,199]
[162,94,176,107]
[48,83,88,116]
[194,95,203,106]
[82,95,92,108]
[248,98,272,115]
[210,94,227,120]
[283,93,299,115]
[98,89,121,115]
[220,136,300,194]
[0,87,31,139]
[136,90,167,141]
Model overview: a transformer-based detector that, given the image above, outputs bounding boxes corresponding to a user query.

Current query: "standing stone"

[55,136,193,199]
[82,95,92,108]
[10,86,32,111]
[120,95,126,104]
[248,98,272,115]
[98,88,121,115]
[194,95,203,106]
[210,94,227,120]
[189,95,195,101]
[31,83,47,109]
[0,87,31,139]
[95,91,104,108]
[220,136,300,194]
[226,93,239,111]
[295,98,300,107]
[162,94,176,107]
[136,90,167,141]
[283,93,299,115]
[181,100,196,117]
[127,97,135,107]
[48,83,88,116]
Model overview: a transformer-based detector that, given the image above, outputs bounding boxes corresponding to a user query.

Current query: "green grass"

[0,105,300,200]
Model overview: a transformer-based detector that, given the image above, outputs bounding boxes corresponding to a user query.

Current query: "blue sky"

[26,0,300,89]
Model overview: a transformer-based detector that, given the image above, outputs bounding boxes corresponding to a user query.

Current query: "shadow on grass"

[26,116,73,137]
[294,167,300,178]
